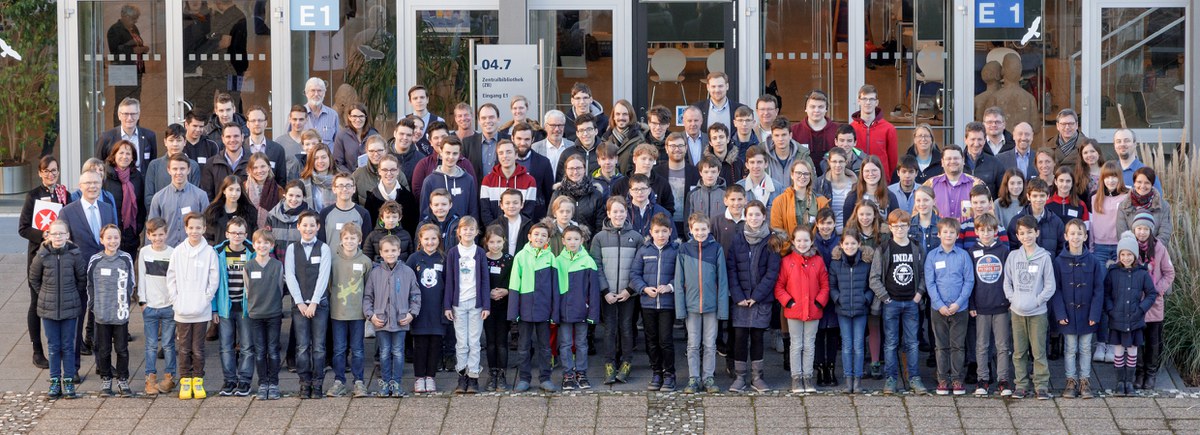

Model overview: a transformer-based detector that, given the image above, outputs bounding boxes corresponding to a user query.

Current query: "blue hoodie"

[925,244,975,311]
[630,240,679,310]
[673,235,730,320]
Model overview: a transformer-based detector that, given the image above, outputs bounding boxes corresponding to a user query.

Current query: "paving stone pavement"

[1,253,1199,433]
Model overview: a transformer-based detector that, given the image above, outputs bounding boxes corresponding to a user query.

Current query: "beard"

[307,97,322,108]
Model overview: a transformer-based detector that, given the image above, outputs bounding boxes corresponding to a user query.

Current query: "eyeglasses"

[1057,121,1077,126]
[566,166,584,171]
[667,143,686,149]
[227,231,246,236]
[335,184,355,190]
[630,187,649,192]
[578,127,596,134]
[48,232,68,237]
[793,171,811,177]
[379,168,398,173]
[858,97,878,102]
[889,223,910,229]
[40,168,59,174]
[349,114,367,120]
[118,112,139,117]
[545,123,565,129]
[366,149,385,154]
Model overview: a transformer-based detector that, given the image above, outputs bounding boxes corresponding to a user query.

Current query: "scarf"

[558,176,594,199]
[115,167,138,230]
[743,223,771,245]
[310,172,334,209]
[1130,189,1154,210]
[1137,238,1156,271]
[247,178,280,212]
[50,184,68,204]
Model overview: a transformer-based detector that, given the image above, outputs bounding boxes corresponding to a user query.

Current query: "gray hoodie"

[1002,246,1057,316]
[87,251,136,325]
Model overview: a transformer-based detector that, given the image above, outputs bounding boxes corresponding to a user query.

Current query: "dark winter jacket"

[729,229,781,328]
[31,242,88,321]
[551,178,606,231]
[967,241,1011,315]
[828,245,875,318]
[407,250,449,335]
[630,240,679,310]
[673,236,730,320]
[555,248,601,324]
[1051,250,1105,335]
[1103,263,1157,333]
[628,201,675,240]
[589,219,643,294]
[1007,208,1065,254]
[363,223,413,264]
[508,243,559,323]
[869,239,927,309]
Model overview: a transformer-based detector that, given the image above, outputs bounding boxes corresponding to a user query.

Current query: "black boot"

[1048,335,1063,361]
[1144,344,1161,391]
[1133,364,1147,390]
[32,348,49,370]
[827,363,839,387]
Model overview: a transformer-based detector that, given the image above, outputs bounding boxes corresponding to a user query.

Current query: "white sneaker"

[414,377,426,393]
[1092,343,1107,362]
[425,376,437,393]
[1105,347,1116,363]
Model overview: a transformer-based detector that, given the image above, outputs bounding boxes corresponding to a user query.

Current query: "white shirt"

[543,140,568,178]
[121,128,144,170]
[506,216,522,255]
[456,244,477,303]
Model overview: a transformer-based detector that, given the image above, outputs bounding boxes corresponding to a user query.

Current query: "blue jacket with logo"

[673,236,730,320]
[630,240,679,311]
[968,241,1011,315]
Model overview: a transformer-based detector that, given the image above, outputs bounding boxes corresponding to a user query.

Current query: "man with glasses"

[59,170,118,372]
[656,132,699,236]
[303,77,339,144]
[564,83,609,142]
[1048,108,1088,167]
[533,110,574,180]
[245,106,289,183]
[851,84,898,180]
[317,173,372,245]
[96,97,157,171]
[755,95,781,141]
[790,90,839,169]
[643,106,673,168]
[463,103,502,178]
[982,107,1015,156]
[201,123,250,194]
[556,114,602,180]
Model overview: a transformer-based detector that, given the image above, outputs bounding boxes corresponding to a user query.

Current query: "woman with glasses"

[332,103,380,173]
[18,155,74,370]
[904,124,943,185]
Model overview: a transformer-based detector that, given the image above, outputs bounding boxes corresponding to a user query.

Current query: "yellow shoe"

[178,377,193,400]
[192,377,207,399]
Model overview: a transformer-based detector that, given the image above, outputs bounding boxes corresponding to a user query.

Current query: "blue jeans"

[331,319,365,382]
[142,307,177,377]
[377,330,407,383]
[556,322,589,375]
[219,310,255,384]
[250,316,281,385]
[883,300,920,379]
[1064,333,1094,379]
[44,318,78,380]
[838,314,868,378]
[294,302,329,383]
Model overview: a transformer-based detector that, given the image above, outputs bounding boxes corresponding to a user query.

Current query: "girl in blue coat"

[727,201,781,393]
[812,208,842,387]
[828,228,875,394]
[1051,219,1104,398]
[1104,232,1157,396]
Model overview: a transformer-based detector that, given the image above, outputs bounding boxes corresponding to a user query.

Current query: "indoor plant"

[0,0,57,193]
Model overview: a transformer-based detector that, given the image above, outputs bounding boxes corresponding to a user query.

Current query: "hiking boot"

[728,361,748,392]
[157,373,175,393]
[117,379,133,397]
[1062,378,1079,399]
[267,384,281,400]
[616,362,632,383]
[648,373,664,391]
[219,380,236,396]
[144,373,160,396]
[32,351,49,370]
[485,370,498,392]
[495,371,512,392]
[375,380,391,397]
[1079,378,1094,399]
[704,377,720,393]
[749,360,770,392]
[300,384,313,399]
[327,380,347,397]
[257,384,269,400]
[48,378,62,399]
[935,380,949,395]
[577,374,592,390]
[62,377,76,399]
[562,374,577,391]
[311,383,324,399]
[603,363,618,385]
[951,380,966,395]
[883,377,897,395]
[100,378,114,397]
[353,380,368,397]
[791,377,803,393]
[661,373,677,391]
[178,377,193,400]
[235,382,251,397]
[909,377,928,395]
[455,373,469,394]
[683,377,701,394]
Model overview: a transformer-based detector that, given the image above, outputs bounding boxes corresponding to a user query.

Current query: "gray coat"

[362,261,422,332]
[86,251,136,325]
[30,242,87,321]
[589,218,643,294]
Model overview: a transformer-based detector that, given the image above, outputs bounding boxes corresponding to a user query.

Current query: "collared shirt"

[120,128,144,170]
[928,173,977,220]
[686,133,705,166]
[148,182,210,246]
[225,148,245,168]
[1014,148,1031,177]
[724,208,743,224]
[507,216,522,255]
[248,136,268,155]
[305,104,339,144]
[1121,157,1163,192]
[986,137,1006,156]
[706,98,731,132]
[480,134,498,177]
[543,139,569,178]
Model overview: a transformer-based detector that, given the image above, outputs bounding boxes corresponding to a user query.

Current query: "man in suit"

[244,106,289,183]
[59,170,117,362]
[693,72,748,133]
[681,106,708,166]
[998,122,1037,179]
[96,97,157,171]
[462,103,501,178]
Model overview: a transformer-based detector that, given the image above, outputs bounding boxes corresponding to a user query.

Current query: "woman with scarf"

[1116,167,1173,245]
[203,175,258,244]
[550,154,606,232]
[244,153,281,231]
[101,140,146,258]
[300,144,336,212]
[19,155,74,369]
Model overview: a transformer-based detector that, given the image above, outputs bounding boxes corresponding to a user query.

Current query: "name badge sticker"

[1028,265,1039,273]
[269,161,276,169]
[434,264,444,272]
[489,266,501,274]
[310,256,321,264]
[336,223,344,230]
[144,152,151,160]
[1068,209,1078,217]
[100,268,112,276]
[250,271,262,279]
[935,261,946,269]
[198,157,207,164]
[973,250,983,258]
[451,187,462,195]
[181,206,192,215]
[353,263,363,271]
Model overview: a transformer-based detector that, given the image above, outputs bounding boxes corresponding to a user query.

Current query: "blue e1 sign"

[292,0,339,31]
[976,0,1024,29]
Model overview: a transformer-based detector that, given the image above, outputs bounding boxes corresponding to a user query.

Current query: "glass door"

[1083,0,1189,142]
[529,3,625,115]
[401,1,501,123]
[635,1,738,114]
[181,0,275,135]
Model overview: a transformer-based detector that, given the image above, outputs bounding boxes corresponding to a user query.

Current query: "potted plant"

[0,0,57,193]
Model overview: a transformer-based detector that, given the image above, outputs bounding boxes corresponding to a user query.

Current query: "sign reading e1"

[976,0,1024,28]
[292,0,339,31]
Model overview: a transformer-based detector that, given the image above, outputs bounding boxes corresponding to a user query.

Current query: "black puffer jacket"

[828,245,876,318]
[1104,263,1157,332]
[30,241,87,321]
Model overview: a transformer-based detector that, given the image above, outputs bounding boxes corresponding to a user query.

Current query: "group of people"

[21,75,1175,401]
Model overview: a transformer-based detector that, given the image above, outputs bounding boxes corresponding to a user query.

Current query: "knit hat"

[1131,212,1157,233]
[1117,231,1140,259]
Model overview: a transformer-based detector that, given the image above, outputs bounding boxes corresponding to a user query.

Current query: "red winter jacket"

[850,108,898,181]
[774,251,830,321]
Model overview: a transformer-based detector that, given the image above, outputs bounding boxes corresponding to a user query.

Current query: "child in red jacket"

[775,226,830,393]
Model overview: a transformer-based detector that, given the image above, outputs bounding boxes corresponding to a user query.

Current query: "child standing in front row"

[168,212,220,400]
[138,218,177,396]
[925,218,973,396]
[812,209,841,388]
[1104,231,1157,396]
[675,214,730,394]
[555,225,601,390]
[244,229,284,400]
[1052,219,1104,399]
[1130,214,1175,392]
[509,223,560,393]
[328,223,372,397]
[88,225,137,397]
[828,228,874,394]
[776,226,829,393]
[31,220,87,399]
[967,214,1013,397]
[630,214,680,391]
[408,224,448,394]
[283,210,332,399]
[364,235,422,397]
[1004,216,1057,400]
[482,226,514,391]
[445,216,491,394]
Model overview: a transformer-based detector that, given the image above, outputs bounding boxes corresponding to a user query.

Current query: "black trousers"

[815,327,841,365]
[602,298,636,366]
[94,323,130,380]
[733,327,765,362]
[412,334,442,378]
[484,298,511,370]
[26,249,43,355]
[642,308,676,375]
